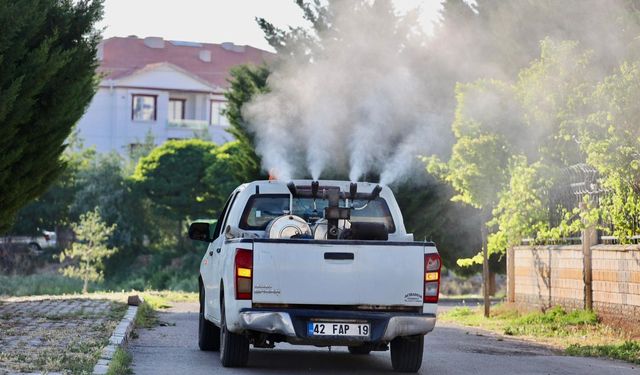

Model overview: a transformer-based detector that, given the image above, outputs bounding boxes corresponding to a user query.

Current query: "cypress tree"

[0,0,103,233]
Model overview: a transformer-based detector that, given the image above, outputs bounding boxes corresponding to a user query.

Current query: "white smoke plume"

[243,0,638,185]
[244,1,449,184]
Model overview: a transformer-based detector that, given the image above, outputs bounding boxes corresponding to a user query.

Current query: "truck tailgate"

[251,240,425,306]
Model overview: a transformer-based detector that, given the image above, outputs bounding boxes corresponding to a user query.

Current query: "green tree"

[425,78,515,246]
[10,147,93,236]
[0,0,103,233]
[9,134,96,250]
[12,143,153,257]
[425,40,594,313]
[256,0,328,58]
[203,141,260,207]
[394,177,482,274]
[425,81,513,314]
[127,130,156,173]
[486,159,557,258]
[435,0,640,79]
[577,61,640,241]
[224,64,271,179]
[132,139,218,243]
[60,207,118,293]
[71,152,149,250]
[429,39,596,266]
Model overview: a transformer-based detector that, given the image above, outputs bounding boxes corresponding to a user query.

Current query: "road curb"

[92,305,138,375]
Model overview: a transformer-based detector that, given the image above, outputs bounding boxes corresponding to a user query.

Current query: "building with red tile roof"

[99,36,273,90]
[76,36,273,155]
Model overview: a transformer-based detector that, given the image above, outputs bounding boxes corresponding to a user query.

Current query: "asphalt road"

[129,302,639,374]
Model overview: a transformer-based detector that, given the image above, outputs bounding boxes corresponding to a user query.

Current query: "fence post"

[482,224,490,317]
[580,202,597,311]
[507,246,516,303]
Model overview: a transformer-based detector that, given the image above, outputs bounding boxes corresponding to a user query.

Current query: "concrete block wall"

[513,246,585,310]
[512,245,640,321]
[591,245,640,320]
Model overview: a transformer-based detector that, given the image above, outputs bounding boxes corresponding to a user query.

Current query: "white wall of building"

[75,64,233,156]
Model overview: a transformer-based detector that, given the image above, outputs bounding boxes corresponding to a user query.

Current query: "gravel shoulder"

[130,302,639,374]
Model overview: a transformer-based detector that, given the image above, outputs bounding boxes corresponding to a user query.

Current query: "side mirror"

[225,225,234,240]
[189,221,214,242]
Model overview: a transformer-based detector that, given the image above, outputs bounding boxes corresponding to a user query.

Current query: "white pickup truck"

[189,180,441,372]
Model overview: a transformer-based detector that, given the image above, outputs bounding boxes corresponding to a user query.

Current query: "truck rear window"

[239,194,396,233]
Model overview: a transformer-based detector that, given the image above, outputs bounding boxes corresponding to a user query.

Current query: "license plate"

[307,322,370,337]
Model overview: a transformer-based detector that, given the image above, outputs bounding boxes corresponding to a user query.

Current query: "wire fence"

[521,163,640,245]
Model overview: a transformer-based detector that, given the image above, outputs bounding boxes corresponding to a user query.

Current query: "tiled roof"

[99,36,273,89]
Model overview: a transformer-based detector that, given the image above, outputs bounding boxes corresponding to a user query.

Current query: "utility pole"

[481,219,490,317]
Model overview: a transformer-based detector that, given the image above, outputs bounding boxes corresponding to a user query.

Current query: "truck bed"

[229,238,435,307]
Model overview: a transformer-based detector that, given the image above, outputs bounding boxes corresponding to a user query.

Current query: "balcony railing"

[166,119,209,130]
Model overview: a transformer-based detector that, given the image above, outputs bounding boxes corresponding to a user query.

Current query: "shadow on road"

[247,347,392,373]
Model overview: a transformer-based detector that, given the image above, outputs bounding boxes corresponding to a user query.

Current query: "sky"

[99,0,444,52]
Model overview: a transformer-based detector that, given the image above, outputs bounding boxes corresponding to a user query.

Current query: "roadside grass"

[441,304,640,364]
[134,301,158,328]
[1,291,195,304]
[145,290,198,303]
[0,273,84,296]
[566,341,640,364]
[106,347,133,375]
[0,273,200,299]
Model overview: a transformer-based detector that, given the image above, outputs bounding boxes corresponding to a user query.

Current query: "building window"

[132,94,157,121]
[169,99,185,121]
[210,100,229,126]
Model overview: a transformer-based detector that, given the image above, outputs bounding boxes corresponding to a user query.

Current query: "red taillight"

[235,249,253,300]
[424,253,441,303]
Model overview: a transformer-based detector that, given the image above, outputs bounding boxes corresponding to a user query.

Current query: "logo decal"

[255,284,281,295]
[404,292,422,302]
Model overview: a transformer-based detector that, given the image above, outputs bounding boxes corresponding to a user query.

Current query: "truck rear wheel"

[198,286,220,351]
[348,345,372,355]
[219,297,249,367]
[390,335,424,373]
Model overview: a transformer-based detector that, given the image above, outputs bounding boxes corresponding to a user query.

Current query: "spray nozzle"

[369,185,382,201]
[349,182,358,200]
[286,181,296,215]
[311,181,319,199]
[311,180,319,211]
[287,181,297,196]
